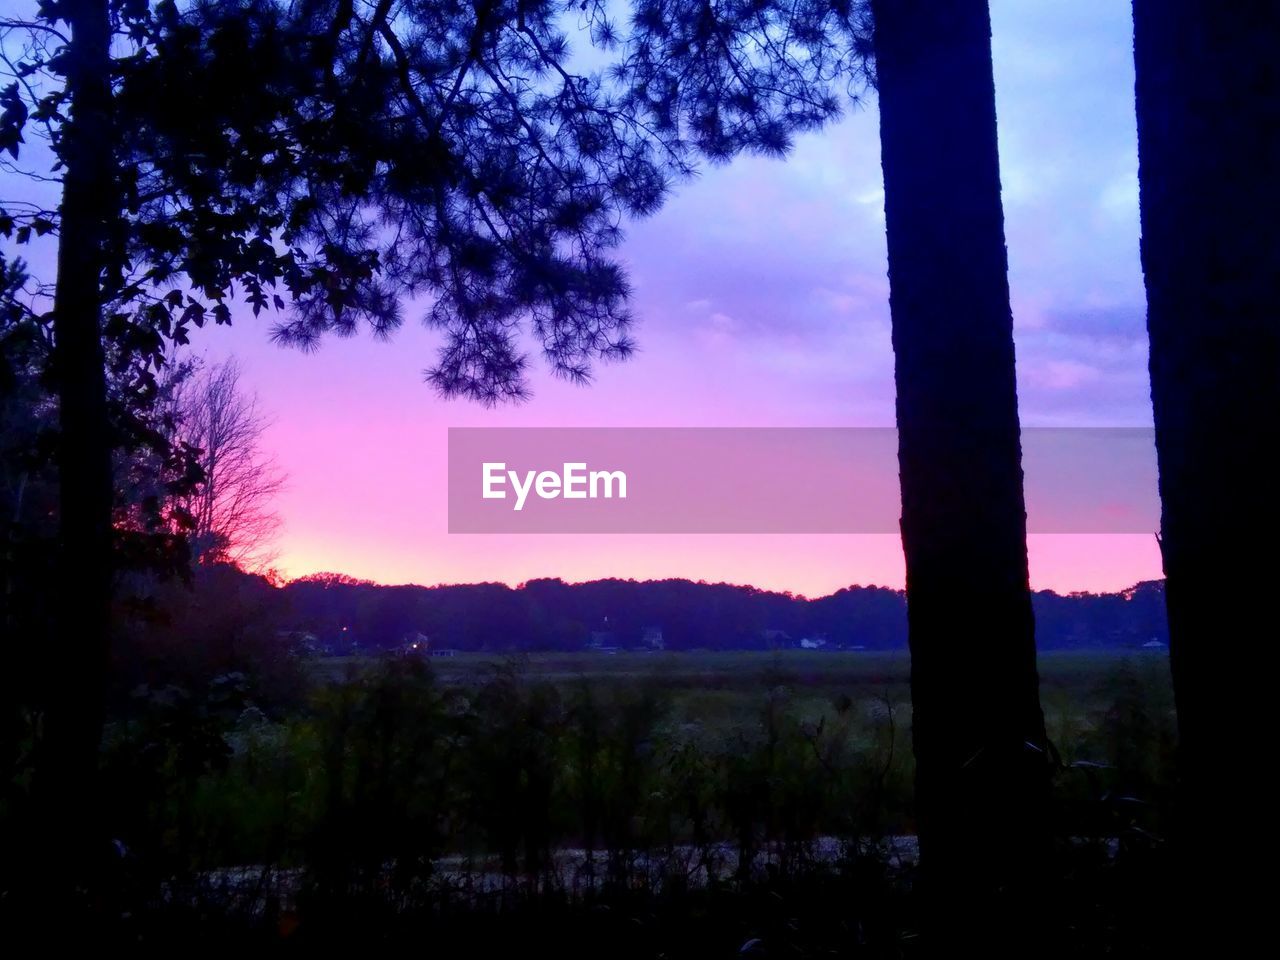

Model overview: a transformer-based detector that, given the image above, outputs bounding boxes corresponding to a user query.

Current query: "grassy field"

[319,647,1170,689]
[312,647,1175,772]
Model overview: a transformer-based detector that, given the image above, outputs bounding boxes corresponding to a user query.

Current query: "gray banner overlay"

[448,427,1159,534]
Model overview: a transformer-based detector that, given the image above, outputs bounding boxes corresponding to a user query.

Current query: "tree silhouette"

[1131,0,1278,943]
[870,0,1049,941]
[1,0,650,901]
[620,4,1053,929]
[170,358,285,572]
[0,0,852,900]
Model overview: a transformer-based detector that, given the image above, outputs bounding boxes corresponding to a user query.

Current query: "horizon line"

[266,567,1167,603]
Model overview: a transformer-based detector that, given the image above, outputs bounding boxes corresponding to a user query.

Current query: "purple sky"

[4,1,1163,595]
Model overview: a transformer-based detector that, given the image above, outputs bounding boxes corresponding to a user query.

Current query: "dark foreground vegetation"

[2,580,1177,953]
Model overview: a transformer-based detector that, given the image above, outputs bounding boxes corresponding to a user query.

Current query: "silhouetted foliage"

[4,1,872,401]
[1,0,877,908]
[276,570,1167,653]
[0,5,879,890]
[168,358,285,572]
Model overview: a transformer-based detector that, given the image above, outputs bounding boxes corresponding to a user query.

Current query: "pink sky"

[193,0,1163,596]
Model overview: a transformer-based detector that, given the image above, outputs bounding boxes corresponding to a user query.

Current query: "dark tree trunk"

[1131,0,1278,939]
[34,0,115,901]
[871,0,1051,942]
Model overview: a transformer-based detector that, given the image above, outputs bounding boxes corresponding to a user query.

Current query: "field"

[309,647,1176,804]
[321,646,1170,689]
[318,647,1173,732]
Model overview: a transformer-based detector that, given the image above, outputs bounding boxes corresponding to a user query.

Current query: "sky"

[6,1,1165,596]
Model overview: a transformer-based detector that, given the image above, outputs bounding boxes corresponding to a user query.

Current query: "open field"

[309,647,1175,781]
[316,648,1171,691]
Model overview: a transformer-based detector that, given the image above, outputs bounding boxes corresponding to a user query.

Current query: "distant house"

[1142,639,1167,650]
[588,615,622,650]
[641,626,665,651]
[399,633,458,657]
[799,636,828,650]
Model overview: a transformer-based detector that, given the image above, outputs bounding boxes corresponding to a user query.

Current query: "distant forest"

[210,570,1170,654]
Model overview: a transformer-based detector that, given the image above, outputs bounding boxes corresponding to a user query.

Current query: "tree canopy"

[3,0,871,404]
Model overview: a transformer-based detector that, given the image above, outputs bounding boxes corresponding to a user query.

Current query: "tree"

[171,358,285,573]
[1,244,199,870]
[0,0,846,903]
[626,0,1056,931]
[870,0,1050,939]
[631,5,1053,928]
[1,0,666,902]
[7,0,118,900]
[1131,0,1278,939]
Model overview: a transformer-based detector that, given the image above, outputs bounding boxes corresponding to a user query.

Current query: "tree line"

[273,571,1169,654]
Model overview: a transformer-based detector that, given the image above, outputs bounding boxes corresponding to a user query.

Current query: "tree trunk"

[34,0,115,905]
[1131,0,1278,941]
[871,0,1051,943]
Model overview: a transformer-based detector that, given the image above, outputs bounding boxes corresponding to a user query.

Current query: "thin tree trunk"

[36,0,115,903]
[1131,0,1278,941]
[871,0,1051,943]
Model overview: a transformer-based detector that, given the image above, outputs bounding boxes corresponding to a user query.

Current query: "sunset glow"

[192,0,1158,595]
